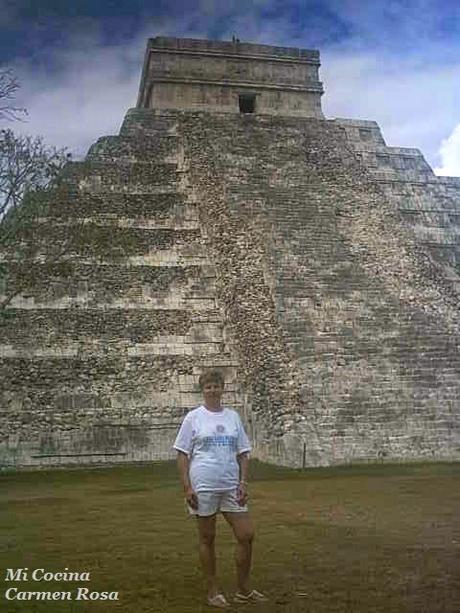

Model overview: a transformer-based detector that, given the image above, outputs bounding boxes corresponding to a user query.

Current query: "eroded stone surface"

[1,40,459,468]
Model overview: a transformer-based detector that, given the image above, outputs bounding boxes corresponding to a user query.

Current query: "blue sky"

[1,0,459,174]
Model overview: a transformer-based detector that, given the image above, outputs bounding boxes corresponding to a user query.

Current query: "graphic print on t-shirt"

[173,405,251,492]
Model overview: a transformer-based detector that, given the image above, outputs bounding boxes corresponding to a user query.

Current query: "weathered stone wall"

[137,37,324,118]
[0,111,244,467]
[148,82,323,118]
[336,119,460,293]
[173,110,459,467]
[1,107,459,469]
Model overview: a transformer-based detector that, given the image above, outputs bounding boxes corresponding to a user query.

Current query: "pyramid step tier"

[3,385,241,414]
[1,354,239,393]
[0,309,226,342]
[2,262,216,304]
[63,160,181,193]
[23,215,200,230]
[119,110,179,137]
[87,134,180,163]
[47,192,190,220]
[5,225,202,259]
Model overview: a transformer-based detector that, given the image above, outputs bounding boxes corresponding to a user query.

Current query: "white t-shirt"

[173,405,251,493]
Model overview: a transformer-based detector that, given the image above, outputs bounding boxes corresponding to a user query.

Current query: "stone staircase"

[1,110,242,467]
[336,118,460,292]
[172,111,460,466]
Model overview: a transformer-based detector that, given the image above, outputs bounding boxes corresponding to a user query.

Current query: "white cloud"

[9,38,144,158]
[434,124,460,176]
[5,16,208,158]
[2,7,459,179]
[321,48,460,171]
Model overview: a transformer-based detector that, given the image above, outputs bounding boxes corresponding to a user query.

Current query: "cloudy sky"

[1,0,459,175]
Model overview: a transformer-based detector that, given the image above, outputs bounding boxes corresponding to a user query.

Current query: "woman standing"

[173,368,267,608]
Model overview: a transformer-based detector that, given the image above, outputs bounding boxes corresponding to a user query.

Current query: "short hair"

[198,368,225,390]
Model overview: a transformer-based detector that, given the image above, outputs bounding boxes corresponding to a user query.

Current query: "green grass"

[1,461,459,612]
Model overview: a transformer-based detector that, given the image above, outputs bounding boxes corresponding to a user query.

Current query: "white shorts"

[187,488,248,517]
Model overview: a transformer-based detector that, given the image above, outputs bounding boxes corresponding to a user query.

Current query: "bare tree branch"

[0,128,70,220]
[0,69,27,122]
[0,129,73,309]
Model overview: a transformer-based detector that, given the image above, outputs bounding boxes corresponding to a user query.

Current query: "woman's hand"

[237,481,248,506]
[185,486,198,510]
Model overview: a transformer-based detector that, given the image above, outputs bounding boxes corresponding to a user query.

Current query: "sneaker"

[207,593,230,608]
[234,589,268,603]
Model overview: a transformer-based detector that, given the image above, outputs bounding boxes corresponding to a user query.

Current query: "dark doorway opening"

[239,94,256,114]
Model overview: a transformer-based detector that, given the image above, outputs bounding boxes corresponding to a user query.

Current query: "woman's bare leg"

[197,514,218,597]
[222,512,254,594]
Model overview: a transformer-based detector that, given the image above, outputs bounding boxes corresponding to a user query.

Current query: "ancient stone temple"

[1,37,459,468]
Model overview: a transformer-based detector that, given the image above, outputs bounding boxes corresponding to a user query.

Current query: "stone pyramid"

[1,37,459,467]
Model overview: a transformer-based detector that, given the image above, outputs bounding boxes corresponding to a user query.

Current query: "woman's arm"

[177,451,198,509]
[236,452,250,506]
[237,451,249,483]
